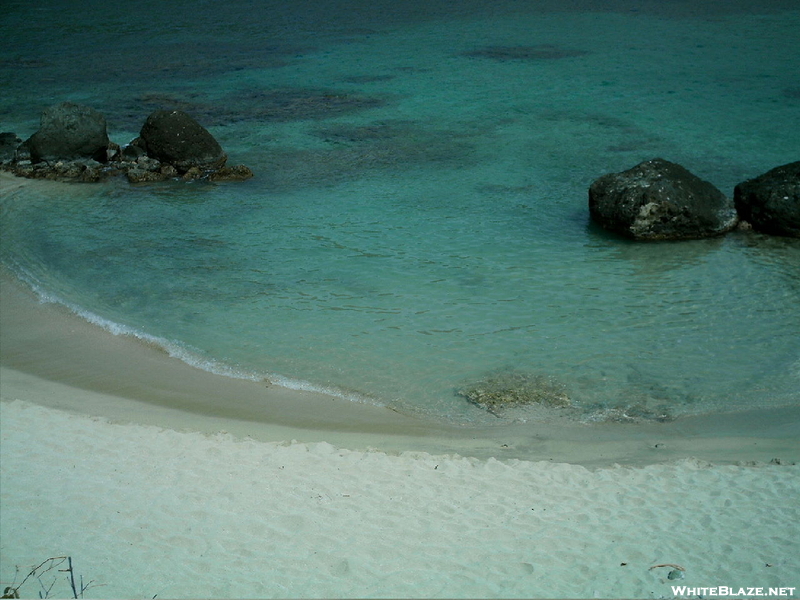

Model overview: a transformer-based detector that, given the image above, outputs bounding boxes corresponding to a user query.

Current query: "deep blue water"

[2,0,799,425]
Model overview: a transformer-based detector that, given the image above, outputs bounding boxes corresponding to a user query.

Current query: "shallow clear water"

[2,0,799,425]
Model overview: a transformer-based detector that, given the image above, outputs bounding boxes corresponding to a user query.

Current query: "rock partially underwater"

[457,370,571,417]
[132,109,227,173]
[1,103,252,184]
[23,102,111,163]
[589,158,738,240]
[734,161,800,238]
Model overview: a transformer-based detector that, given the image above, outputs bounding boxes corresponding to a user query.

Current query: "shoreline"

[2,264,798,466]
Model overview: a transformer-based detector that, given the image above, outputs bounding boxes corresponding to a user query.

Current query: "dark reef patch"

[313,121,418,144]
[341,74,398,84]
[125,41,306,79]
[540,109,664,154]
[113,88,391,131]
[256,120,479,191]
[461,44,589,61]
[240,88,389,122]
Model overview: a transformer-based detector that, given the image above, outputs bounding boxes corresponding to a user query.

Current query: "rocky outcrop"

[589,158,738,240]
[734,161,800,238]
[1,104,252,183]
[22,102,112,164]
[7,158,110,182]
[132,109,227,172]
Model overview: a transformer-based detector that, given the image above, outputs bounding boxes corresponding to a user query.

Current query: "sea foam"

[11,264,382,408]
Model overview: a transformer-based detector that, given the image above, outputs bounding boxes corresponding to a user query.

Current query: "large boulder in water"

[24,102,110,163]
[733,161,800,238]
[589,158,738,240]
[134,110,227,172]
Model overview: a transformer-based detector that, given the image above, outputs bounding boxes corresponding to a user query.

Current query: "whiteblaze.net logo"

[671,586,797,598]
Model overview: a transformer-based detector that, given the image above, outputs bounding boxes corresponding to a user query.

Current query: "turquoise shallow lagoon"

[1,0,798,426]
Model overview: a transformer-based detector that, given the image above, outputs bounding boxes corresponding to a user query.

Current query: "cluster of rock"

[589,158,799,239]
[0,102,253,183]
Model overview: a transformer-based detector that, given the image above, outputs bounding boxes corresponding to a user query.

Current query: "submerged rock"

[457,370,570,417]
[589,158,738,240]
[734,161,800,237]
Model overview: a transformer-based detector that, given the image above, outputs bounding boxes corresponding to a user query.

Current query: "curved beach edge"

[2,265,798,466]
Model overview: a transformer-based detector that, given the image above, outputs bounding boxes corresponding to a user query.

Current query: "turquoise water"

[2,0,798,425]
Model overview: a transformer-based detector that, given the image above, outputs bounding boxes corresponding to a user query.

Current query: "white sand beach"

[1,267,799,599]
[2,393,799,599]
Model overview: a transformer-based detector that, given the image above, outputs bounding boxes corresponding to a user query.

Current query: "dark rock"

[120,143,146,161]
[181,166,205,181]
[589,158,738,240]
[126,168,170,184]
[733,162,800,237]
[124,155,178,183]
[160,164,179,178]
[137,109,227,172]
[208,164,254,182]
[106,141,121,162]
[13,140,31,163]
[0,132,22,163]
[134,155,162,172]
[5,162,35,178]
[3,105,252,184]
[51,160,92,179]
[25,102,110,163]
[1,157,108,182]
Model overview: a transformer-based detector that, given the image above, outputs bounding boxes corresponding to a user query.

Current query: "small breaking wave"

[8,264,385,409]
